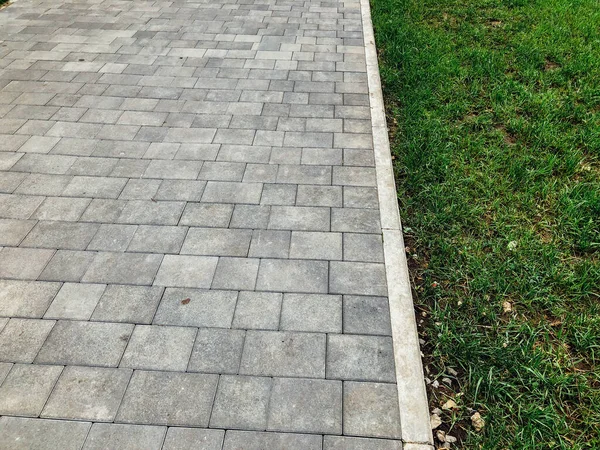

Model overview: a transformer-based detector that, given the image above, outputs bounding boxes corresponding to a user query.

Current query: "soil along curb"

[359,0,434,446]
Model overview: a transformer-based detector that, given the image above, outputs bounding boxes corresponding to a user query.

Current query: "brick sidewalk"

[0,0,404,448]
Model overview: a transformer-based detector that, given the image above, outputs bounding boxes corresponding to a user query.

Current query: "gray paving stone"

[323,436,402,450]
[163,428,224,450]
[296,185,342,207]
[91,285,163,324]
[344,296,392,336]
[87,224,137,252]
[179,203,233,227]
[154,255,218,288]
[277,164,331,185]
[154,288,237,328]
[62,176,127,198]
[38,250,96,282]
[31,197,91,221]
[240,330,325,378]
[329,261,388,296]
[222,430,322,450]
[260,183,296,205]
[119,179,161,200]
[331,208,381,233]
[199,161,245,182]
[0,194,45,220]
[83,252,163,285]
[0,247,55,280]
[0,417,91,450]
[83,423,166,450]
[116,200,185,225]
[289,231,342,260]
[248,230,290,258]
[80,198,127,223]
[128,225,187,254]
[344,233,385,262]
[343,382,401,439]
[267,377,342,434]
[256,259,328,293]
[0,364,63,416]
[154,180,207,201]
[120,325,196,371]
[0,219,36,246]
[327,335,396,382]
[280,294,342,333]
[0,319,55,364]
[232,291,282,330]
[268,206,330,231]
[230,204,271,229]
[14,173,72,196]
[0,280,61,318]
[44,282,106,320]
[188,328,245,374]
[35,320,133,367]
[0,362,11,385]
[211,257,260,290]
[42,366,132,422]
[116,370,218,426]
[21,221,99,250]
[181,228,252,257]
[210,375,271,430]
[201,181,263,204]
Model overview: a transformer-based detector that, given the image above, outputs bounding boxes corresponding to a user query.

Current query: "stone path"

[0,0,419,448]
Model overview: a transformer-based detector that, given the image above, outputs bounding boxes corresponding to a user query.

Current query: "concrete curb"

[359,0,434,447]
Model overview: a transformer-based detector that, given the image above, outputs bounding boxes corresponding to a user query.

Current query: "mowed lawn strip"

[372,0,599,448]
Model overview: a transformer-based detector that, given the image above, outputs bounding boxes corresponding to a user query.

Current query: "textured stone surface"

[0,0,406,444]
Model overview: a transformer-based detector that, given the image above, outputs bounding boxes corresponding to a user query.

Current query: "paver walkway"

[0,0,410,448]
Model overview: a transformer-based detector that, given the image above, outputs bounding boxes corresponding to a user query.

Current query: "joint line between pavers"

[359,0,434,445]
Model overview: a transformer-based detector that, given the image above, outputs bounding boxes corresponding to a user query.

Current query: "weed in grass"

[372,0,600,447]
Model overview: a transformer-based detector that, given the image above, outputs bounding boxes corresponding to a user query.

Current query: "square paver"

[188,328,246,374]
[83,424,166,450]
[327,334,396,382]
[82,252,163,285]
[38,250,96,282]
[232,291,282,330]
[343,296,392,336]
[153,288,238,327]
[181,228,252,257]
[35,320,133,367]
[329,261,387,296]
[323,436,402,450]
[343,233,384,262]
[120,325,196,371]
[163,428,224,450]
[343,381,401,439]
[116,370,218,426]
[267,377,342,434]
[44,283,106,320]
[154,255,218,288]
[280,294,342,333]
[0,364,63,417]
[0,319,55,363]
[248,230,290,258]
[222,430,322,450]
[0,219,36,246]
[210,375,272,430]
[256,259,328,293]
[211,257,260,290]
[42,366,132,422]
[0,247,55,280]
[91,285,163,324]
[0,280,61,317]
[240,330,326,378]
[0,417,91,450]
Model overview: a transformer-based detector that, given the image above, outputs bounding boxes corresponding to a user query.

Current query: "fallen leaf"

[181,298,191,305]
[471,412,485,431]
[442,399,457,410]
[430,414,442,429]
[502,301,512,313]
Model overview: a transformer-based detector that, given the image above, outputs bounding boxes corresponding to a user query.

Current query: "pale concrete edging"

[359,0,434,447]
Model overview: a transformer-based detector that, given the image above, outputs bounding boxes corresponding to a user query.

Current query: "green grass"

[371,0,600,447]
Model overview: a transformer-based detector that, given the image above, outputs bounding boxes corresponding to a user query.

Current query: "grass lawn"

[371,0,600,447]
